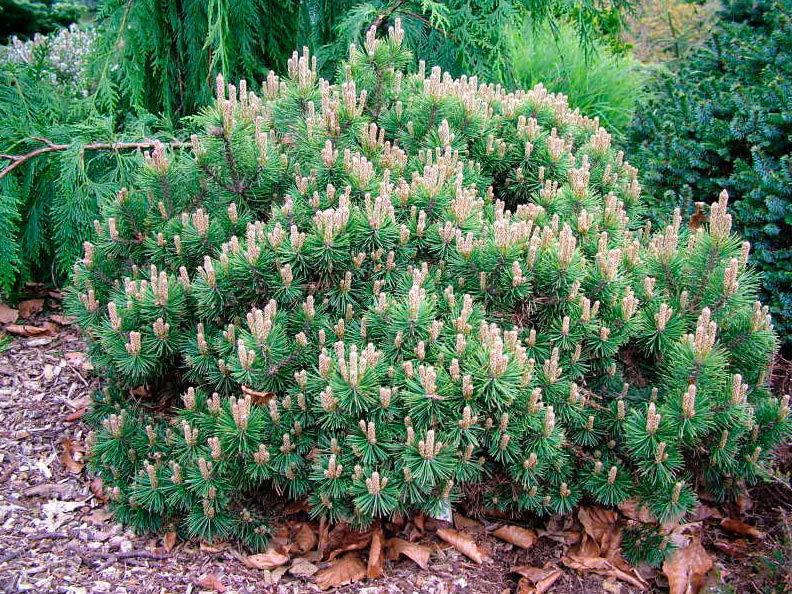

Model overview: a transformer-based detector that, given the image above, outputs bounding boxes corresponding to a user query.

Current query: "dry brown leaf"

[692,504,723,522]
[324,523,373,560]
[712,539,748,558]
[578,506,621,558]
[493,525,538,549]
[618,498,655,523]
[294,522,318,554]
[662,536,713,594]
[538,515,581,545]
[513,565,563,594]
[63,408,87,423]
[241,384,275,404]
[18,298,44,319]
[130,385,151,398]
[68,394,91,410]
[5,323,55,337]
[436,528,484,564]
[367,526,385,579]
[512,565,555,580]
[196,573,225,592]
[453,513,483,532]
[688,202,708,231]
[517,575,560,594]
[0,303,18,325]
[59,437,84,474]
[246,548,290,570]
[314,553,366,590]
[564,507,648,593]
[89,477,107,502]
[388,514,406,529]
[563,553,647,591]
[64,351,93,372]
[719,518,764,539]
[199,542,229,553]
[386,537,431,569]
[163,531,177,552]
[318,516,330,556]
[289,558,319,577]
[269,533,292,557]
[49,314,74,325]
[538,528,581,546]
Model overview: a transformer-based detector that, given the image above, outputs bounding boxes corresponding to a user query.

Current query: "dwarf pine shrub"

[69,22,789,554]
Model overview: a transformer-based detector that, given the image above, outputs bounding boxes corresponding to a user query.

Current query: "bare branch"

[0,140,186,181]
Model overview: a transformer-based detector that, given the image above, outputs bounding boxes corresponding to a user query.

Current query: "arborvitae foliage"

[88,0,300,119]
[0,46,170,294]
[628,0,792,349]
[90,0,635,120]
[0,24,178,295]
[70,24,789,555]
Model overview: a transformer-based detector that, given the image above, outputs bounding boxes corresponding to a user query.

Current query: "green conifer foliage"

[69,23,789,553]
[628,0,792,349]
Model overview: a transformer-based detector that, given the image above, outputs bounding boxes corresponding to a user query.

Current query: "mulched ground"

[0,301,790,594]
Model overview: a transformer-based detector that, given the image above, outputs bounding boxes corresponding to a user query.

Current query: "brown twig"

[28,532,69,542]
[0,139,186,181]
[66,545,170,571]
[93,550,171,571]
[0,549,22,564]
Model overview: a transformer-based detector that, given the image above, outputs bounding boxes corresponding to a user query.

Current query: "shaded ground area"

[0,301,790,593]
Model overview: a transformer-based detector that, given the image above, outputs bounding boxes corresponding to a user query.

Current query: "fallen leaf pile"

[663,525,714,594]
[178,497,768,592]
[59,437,85,474]
[512,564,563,594]
[314,553,366,590]
[0,293,73,343]
[436,527,485,563]
[492,524,538,550]
[562,507,648,590]
[219,518,432,590]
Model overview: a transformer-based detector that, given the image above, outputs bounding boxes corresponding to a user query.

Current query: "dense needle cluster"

[69,23,789,558]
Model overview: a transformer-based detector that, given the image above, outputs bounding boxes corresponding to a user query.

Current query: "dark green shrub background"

[628,0,792,349]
